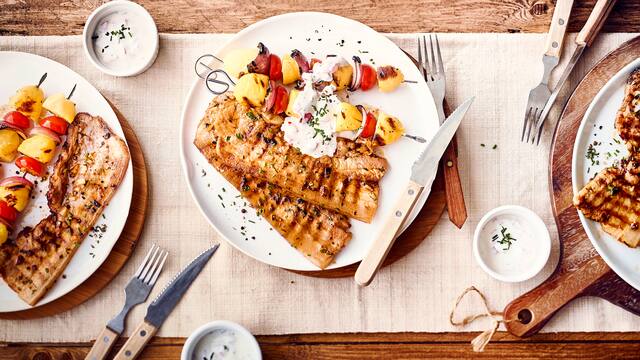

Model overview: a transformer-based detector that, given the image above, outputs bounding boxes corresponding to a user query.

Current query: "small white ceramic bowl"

[181,320,262,360]
[82,0,159,77]
[473,205,551,283]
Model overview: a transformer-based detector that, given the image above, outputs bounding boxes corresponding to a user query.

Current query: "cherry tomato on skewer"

[15,155,44,177]
[0,200,18,223]
[359,64,377,91]
[39,116,69,135]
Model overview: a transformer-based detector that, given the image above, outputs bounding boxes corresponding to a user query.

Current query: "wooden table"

[2,1,640,358]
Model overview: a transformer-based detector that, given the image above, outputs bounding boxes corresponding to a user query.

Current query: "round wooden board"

[0,100,148,320]
[503,36,640,337]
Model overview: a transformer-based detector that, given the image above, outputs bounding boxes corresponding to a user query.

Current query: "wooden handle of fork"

[544,0,574,58]
[576,0,617,47]
[85,327,119,360]
[355,181,423,286]
[113,320,158,360]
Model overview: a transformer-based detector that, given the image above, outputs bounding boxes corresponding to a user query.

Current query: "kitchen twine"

[449,286,518,352]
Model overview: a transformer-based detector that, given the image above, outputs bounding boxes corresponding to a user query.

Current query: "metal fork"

[85,244,168,360]
[521,63,555,144]
[417,34,468,228]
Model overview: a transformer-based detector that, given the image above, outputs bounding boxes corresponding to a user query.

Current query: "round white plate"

[572,57,640,291]
[180,12,439,271]
[0,51,133,312]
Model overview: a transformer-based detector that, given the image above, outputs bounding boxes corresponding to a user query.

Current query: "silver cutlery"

[113,244,219,360]
[521,0,574,143]
[85,245,169,360]
[417,34,468,228]
[355,97,474,286]
[531,0,618,145]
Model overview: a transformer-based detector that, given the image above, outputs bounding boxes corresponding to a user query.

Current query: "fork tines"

[135,244,168,286]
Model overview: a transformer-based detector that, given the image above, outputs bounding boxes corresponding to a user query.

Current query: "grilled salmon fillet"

[0,113,130,305]
[214,159,351,269]
[194,93,387,223]
[615,69,640,151]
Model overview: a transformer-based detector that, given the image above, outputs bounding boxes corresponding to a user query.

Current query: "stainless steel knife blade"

[144,244,219,328]
[411,97,474,185]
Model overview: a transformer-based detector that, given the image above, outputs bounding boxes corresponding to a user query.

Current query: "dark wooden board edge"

[0,99,148,320]
[503,36,640,337]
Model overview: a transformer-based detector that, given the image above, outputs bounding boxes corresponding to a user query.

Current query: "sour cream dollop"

[281,72,342,158]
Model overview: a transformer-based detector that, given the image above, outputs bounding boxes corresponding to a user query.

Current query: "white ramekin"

[82,0,159,77]
[472,205,551,283]
[181,320,262,360]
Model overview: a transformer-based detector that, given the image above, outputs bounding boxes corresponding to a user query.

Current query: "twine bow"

[449,286,518,352]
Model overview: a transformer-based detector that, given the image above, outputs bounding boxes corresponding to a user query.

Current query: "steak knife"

[113,244,219,360]
[355,98,474,286]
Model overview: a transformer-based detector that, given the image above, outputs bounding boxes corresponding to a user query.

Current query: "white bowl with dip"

[473,205,551,283]
[82,0,159,77]
[181,320,262,360]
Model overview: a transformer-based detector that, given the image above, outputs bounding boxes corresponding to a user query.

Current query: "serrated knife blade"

[411,97,474,186]
[113,244,219,360]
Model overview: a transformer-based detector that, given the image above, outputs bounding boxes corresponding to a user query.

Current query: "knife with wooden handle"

[113,245,219,360]
[355,98,474,286]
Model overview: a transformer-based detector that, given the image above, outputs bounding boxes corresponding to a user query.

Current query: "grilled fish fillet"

[214,159,351,269]
[194,93,387,223]
[0,113,130,305]
[615,69,640,152]
[574,158,640,247]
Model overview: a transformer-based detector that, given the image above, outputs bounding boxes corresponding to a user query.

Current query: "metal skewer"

[36,73,47,88]
[66,84,77,100]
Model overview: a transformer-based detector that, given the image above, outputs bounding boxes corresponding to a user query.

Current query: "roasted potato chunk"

[335,102,362,132]
[223,48,259,79]
[0,185,31,212]
[375,111,405,145]
[43,93,76,123]
[377,66,404,92]
[282,54,301,85]
[10,85,44,122]
[18,134,57,163]
[332,64,353,91]
[233,73,269,108]
[0,129,22,162]
[285,89,300,117]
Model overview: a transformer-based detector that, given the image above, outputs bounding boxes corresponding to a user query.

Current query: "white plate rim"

[0,51,134,312]
[572,56,640,291]
[179,12,438,271]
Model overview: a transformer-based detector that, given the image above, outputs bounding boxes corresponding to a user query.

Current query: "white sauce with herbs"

[192,329,256,360]
[477,215,536,276]
[282,73,341,158]
[92,11,149,71]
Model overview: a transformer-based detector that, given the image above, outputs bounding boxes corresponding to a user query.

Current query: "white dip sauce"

[192,329,257,360]
[92,11,149,71]
[281,72,340,158]
[477,215,537,276]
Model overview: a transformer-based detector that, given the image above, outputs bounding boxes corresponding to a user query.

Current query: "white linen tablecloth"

[1,33,639,342]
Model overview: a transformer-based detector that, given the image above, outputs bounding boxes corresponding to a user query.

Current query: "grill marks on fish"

[0,113,130,305]
[576,69,640,249]
[194,93,387,223]
[616,69,640,152]
[214,160,351,269]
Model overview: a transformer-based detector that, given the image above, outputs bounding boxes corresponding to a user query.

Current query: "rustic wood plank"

[0,0,639,36]
[3,333,640,359]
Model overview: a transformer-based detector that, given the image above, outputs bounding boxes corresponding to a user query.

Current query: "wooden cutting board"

[0,100,148,320]
[503,36,640,338]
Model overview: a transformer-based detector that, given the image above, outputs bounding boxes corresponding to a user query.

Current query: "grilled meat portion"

[615,69,640,151]
[194,93,387,223]
[214,159,351,269]
[0,113,130,305]
[574,158,640,248]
